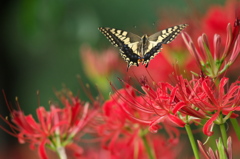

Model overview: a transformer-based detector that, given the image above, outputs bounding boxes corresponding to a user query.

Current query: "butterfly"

[98,24,188,70]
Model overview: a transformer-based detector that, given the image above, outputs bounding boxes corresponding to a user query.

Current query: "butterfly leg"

[127,63,131,71]
[145,62,149,68]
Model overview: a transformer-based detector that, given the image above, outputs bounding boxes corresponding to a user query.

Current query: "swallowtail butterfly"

[98,24,188,70]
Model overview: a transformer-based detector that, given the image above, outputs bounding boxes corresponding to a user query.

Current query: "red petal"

[202,81,219,106]
[203,111,219,136]
[219,77,228,103]
[173,101,186,114]
[66,143,83,157]
[168,114,185,127]
[38,139,48,159]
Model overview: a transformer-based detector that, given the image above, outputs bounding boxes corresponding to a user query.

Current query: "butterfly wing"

[98,27,142,68]
[148,24,188,44]
[143,24,188,67]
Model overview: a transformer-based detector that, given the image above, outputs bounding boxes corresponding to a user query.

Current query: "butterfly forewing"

[148,24,188,44]
[98,27,140,47]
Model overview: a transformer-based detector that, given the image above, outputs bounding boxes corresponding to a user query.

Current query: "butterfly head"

[141,35,149,44]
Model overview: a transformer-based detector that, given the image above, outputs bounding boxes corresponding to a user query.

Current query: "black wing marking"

[143,43,162,67]
[143,24,188,67]
[148,24,188,44]
[98,27,140,46]
[98,27,141,68]
[98,24,188,69]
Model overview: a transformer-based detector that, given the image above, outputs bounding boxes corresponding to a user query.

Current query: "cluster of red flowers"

[115,74,240,136]
[1,1,240,159]
[0,89,98,159]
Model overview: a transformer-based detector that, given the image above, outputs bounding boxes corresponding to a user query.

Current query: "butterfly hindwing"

[143,43,163,67]
[120,44,141,68]
[142,24,188,67]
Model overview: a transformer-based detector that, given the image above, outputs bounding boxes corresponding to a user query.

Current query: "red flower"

[201,0,239,44]
[140,81,186,133]
[1,93,97,159]
[198,77,240,136]
[80,44,125,76]
[110,78,186,142]
[95,83,180,158]
[173,75,207,119]
[81,135,180,159]
[96,85,147,154]
[182,19,240,78]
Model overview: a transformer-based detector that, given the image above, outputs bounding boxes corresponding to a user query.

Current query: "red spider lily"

[81,135,180,159]
[197,77,240,136]
[95,83,180,158]
[182,19,240,78]
[173,75,207,119]
[80,44,125,76]
[1,93,98,159]
[140,81,186,133]
[174,75,240,136]
[96,85,148,156]
[109,78,186,142]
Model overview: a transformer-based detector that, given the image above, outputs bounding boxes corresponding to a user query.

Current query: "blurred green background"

[0,0,225,158]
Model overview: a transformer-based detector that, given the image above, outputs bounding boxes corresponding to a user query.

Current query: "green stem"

[142,135,155,159]
[219,123,228,148]
[185,124,200,159]
[56,146,67,159]
[55,130,67,159]
[230,118,240,140]
[218,113,227,148]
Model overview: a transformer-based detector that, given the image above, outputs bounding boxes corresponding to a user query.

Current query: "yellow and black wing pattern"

[98,24,188,69]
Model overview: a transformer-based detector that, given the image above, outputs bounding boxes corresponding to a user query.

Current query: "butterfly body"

[98,24,188,69]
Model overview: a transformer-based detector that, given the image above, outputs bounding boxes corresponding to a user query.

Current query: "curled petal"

[182,107,206,118]
[149,124,162,133]
[203,112,219,136]
[167,114,185,127]
[202,81,219,106]
[39,140,48,159]
[219,77,229,103]
[119,102,152,125]
[150,116,164,129]
[173,101,186,114]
